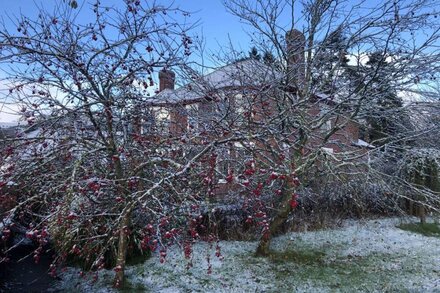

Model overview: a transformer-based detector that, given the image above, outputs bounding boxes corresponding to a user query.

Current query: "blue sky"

[0,0,260,122]
[1,0,437,122]
[0,0,254,55]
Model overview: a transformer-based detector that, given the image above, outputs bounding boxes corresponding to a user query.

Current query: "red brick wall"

[169,106,188,137]
[305,103,359,153]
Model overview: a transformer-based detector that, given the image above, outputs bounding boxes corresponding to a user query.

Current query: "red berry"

[255,211,265,218]
[244,169,255,176]
[114,265,122,272]
[245,216,253,224]
[289,199,298,209]
[289,194,299,209]
[269,172,278,180]
[67,212,78,220]
[226,172,234,183]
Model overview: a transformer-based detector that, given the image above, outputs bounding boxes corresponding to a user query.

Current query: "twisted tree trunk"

[256,191,294,256]
[114,209,131,287]
[256,174,298,256]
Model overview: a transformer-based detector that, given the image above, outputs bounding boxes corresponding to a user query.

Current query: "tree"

[0,0,230,287]
[361,51,409,145]
[312,25,350,95]
[400,148,440,223]
[2,0,440,286]
[222,0,440,256]
[263,50,276,65]
[248,46,261,60]
[234,46,262,62]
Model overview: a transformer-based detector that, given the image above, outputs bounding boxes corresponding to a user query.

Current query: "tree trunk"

[256,146,303,257]
[114,209,131,287]
[408,200,414,217]
[418,204,426,224]
[256,188,295,256]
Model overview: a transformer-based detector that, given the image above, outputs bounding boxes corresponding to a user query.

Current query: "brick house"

[141,30,372,196]
[139,30,376,199]
[147,31,371,151]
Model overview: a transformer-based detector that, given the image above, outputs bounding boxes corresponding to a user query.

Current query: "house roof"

[147,59,282,106]
[146,58,336,106]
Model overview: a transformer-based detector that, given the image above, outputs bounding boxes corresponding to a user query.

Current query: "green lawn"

[53,218,440,292]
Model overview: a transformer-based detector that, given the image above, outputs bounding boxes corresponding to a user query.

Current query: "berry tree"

[0,0,231,286]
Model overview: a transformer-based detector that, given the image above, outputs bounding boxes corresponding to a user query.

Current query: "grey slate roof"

[147,59,282,105]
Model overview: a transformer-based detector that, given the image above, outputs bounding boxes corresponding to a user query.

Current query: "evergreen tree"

[249,46,261,60]
[312,26,350,94]
[234,46,261,63]
[262,50,275,65]
[363,52,408,145]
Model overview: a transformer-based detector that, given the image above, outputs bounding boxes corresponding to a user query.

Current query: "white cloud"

[0,102,20,123]
[0,77,20,123]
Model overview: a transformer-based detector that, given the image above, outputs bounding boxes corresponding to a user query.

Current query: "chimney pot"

[159,69,175,92]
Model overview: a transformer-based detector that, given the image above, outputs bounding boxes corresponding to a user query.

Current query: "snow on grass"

[52,217,440,292]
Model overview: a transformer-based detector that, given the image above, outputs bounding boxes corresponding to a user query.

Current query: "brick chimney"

[158,68,187,136]
[286,29,305,87]
[159,69,175,92]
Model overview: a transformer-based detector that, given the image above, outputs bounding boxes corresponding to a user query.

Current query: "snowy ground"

[52,218,440,292]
